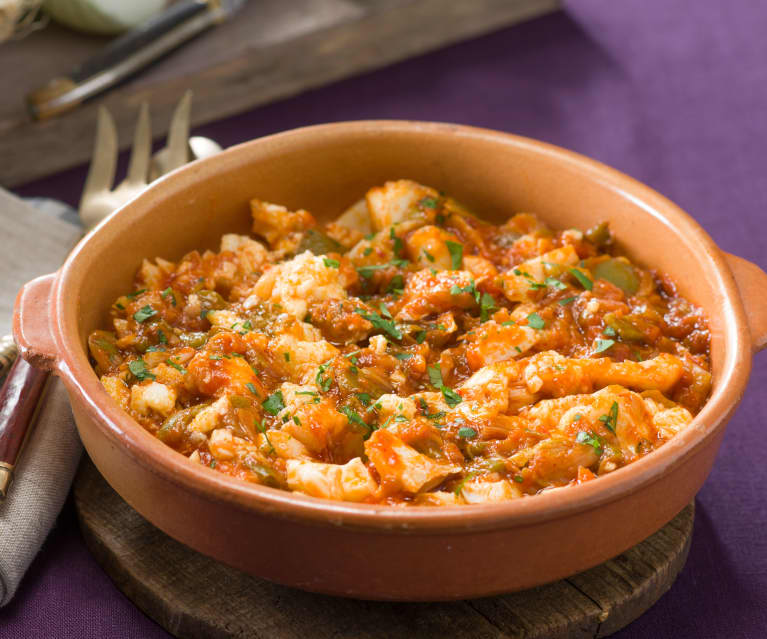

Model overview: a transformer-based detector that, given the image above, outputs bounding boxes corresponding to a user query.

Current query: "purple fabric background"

[4,0,766,636]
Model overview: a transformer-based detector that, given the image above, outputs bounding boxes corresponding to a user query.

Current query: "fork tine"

[126,102,151,185]
[165,90,192,172]
[79,106,117,210]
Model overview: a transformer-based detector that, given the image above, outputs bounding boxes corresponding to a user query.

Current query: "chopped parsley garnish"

[558,296,576,306]
[339,405,370,433]
[161,287,176,306]
[378,302,392,319]
[126,288,146,299]
[133,305,157,323]
[323,257,340,268]
[145,344,165,353]
[513,475,524,483]
[390,227,404,256]
[386,274,404,296]
[526,312,545,330]
[316,361,332,392]
[446,241,463,270]
[479,292,496,322]
[166,359,187,374]
[363,247,373,256]
[441,386,463,407]
[428,364,443,388]
[594,339,615,354]
[414,330,427,344]
[453,471,476,495]
[390,258,409,268]
[599,401,619,434]
[603,325,617,337]
[256,420,275,454]
[296,390,319,397]
[570,268,594,291]
[356,264,388,279]
[115,302,125,310]
[262,390,285,416]
[394,352,413,360]
[246,382,259,396]
[545,276,568,290]
[356,392,372,406]
[449,280,480,302]
[354,308,402,340]
[209,354,222,360]
[420,196,439,209]
[423,250,435,263]
[293,415,301,425]
[576,431,603,455]
[501,320,516,326]
[128,359,155,381]
[283,352,291,362]
[457,426,477,439]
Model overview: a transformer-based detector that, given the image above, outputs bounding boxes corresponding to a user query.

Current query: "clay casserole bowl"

[14,121,767,600]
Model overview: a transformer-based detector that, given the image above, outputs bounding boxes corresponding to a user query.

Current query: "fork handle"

[0,357,50,499]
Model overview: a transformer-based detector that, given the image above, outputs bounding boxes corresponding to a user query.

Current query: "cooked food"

[88,179,711,505]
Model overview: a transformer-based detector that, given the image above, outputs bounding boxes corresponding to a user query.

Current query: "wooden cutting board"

[73,456,694,638]
[0,0,560,187]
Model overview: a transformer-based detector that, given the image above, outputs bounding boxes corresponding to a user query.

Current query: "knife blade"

[27,0,246,120]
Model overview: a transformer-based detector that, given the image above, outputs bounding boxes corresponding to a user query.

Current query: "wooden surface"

[0,0,559,187]
[73,456,694,638]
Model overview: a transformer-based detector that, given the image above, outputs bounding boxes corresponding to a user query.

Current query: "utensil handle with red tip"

[0,353,50,499]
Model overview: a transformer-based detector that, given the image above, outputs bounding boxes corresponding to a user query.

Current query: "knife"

[27,0,246,120]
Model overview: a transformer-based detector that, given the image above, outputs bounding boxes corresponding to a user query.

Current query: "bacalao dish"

[14,122,767,599]
[86,179,711,507]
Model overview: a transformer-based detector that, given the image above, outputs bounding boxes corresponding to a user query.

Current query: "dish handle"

[12,272,59,371]
[725,253,767,353]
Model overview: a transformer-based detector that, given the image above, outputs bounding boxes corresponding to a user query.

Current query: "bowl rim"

[50,120,752,532]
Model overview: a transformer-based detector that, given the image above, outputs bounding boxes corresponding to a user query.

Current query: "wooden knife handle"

[0,356,50,498]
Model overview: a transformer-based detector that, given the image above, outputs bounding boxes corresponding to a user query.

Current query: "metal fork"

[79,90,195,231]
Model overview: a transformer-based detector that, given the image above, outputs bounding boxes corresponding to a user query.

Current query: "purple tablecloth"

[4,0,766,636]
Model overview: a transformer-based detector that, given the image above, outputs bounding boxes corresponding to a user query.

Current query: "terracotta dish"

[14,122,767,600]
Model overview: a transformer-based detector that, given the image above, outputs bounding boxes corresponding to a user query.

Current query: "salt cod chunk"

[286,457,377,502]
[523,351,685,396]
[499,246,579,303]
[130,381,177,417]
[219,234,269,273]
[460,479,522,504]
[365,179,438,231]
[250,199,315,248]
[246,251,351,319]
[269,333,338,384]
[365,429,459,493]
[189,395,230,433]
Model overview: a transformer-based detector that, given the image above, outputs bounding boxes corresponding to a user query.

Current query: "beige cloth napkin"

[0,189,84,605]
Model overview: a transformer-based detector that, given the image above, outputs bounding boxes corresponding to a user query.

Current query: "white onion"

[43,0,167,35]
